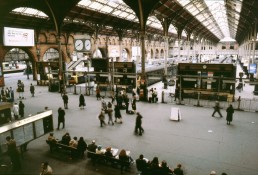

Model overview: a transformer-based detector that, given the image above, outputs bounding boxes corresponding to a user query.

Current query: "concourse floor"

[1,72,258,175]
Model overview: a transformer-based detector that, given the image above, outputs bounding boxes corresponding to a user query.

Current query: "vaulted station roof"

[0,0,257,44]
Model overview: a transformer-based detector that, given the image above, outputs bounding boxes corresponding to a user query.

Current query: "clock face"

[85,39,91,51]
[75,40,83,51]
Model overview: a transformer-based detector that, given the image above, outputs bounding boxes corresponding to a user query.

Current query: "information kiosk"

[0,110,53,154]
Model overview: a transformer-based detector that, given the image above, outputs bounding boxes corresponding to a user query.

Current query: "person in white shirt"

[69,137,78,148]
[13,103,19,120]
[40,162,53,175]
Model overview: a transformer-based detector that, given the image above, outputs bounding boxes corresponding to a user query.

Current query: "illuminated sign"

[3,27,35,47]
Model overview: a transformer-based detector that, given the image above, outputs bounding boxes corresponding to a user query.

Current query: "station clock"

[74,39,83,51]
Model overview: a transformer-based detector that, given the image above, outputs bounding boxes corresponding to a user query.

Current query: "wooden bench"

[46,140,79,159]
[87,151,131,169]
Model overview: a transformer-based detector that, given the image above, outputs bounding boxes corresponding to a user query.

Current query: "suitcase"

[127,110,135,114]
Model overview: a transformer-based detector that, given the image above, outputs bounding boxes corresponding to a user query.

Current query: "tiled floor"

[1,70,258,175]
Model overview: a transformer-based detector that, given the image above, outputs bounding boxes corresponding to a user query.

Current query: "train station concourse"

[1,0,258,175]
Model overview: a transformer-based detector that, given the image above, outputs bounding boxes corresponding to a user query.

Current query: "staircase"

[67,57,86,71]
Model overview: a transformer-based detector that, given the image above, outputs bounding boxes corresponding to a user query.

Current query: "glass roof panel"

[126,14,136,21]
[118,12,129,18]
[177,0,236,40]
[113,10,122,16]
[178,0,191,6]
[182,30,187,37]
[169,25,177,34]
[78,0,91,6]
[147,16,163,29]
[101,6,113,13]
[77,0,138,22]
[204,0,240,41]
[11,7,48,18]
[89,2,103,10]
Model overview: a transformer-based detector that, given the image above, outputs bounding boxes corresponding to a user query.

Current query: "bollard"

[195,92,202,107]
[162,91,165,103]
[73,85,77,95]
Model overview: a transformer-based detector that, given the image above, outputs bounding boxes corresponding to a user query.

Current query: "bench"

[46,140,79,159]
[87,151,131,170]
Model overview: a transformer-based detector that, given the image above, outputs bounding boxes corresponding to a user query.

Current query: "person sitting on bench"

[104,147,114,157]
[61,132,71,145]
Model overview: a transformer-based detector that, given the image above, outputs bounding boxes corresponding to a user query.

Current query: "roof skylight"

[11,7,48,19]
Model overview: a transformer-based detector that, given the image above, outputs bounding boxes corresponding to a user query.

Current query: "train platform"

[0,71,258,175]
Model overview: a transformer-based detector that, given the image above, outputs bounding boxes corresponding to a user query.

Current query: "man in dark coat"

[226,104,234,125]
[30,83,35,97]
[57,107,65,129]
[62,93,69,109]
[79,94,85,109]
[19,101,25,118]
[135,112,144,136]
[136,154,147,173]
[77,137,87,159]
[124,95,129,113]
[6,136,21,171]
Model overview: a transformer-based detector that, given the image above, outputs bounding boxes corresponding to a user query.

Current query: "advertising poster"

[249,64,257,74]
[3,27,35,47]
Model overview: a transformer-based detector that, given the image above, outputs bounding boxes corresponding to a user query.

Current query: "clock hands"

[76,43,82,47]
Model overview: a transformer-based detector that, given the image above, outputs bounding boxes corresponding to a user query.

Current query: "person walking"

[212,101,223,118]
[19,101,25,118]
[98,109,106,127]
[135,112,144,136]
[9,87,14,102]
[124,94,129,113]
[96,86,101,100]
[226,104,234,125]
[62,93,69,109]
[114,104,122,123]
[30,83,35,97]
[79,94,85,109]
[57,107,65,129]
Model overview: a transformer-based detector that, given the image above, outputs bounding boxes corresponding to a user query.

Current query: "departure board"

[24,123,34,143]
[35,119,44,137]
[13,127,24,146]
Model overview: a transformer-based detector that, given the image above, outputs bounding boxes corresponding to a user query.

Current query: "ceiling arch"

[0,0,257,44]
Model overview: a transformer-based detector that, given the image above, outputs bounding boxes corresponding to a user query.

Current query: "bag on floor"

[127,110,134,115]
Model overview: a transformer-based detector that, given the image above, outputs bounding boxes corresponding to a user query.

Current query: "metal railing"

[163,91,258,112]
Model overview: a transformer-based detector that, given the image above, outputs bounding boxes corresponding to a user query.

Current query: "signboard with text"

[3,27,35,46]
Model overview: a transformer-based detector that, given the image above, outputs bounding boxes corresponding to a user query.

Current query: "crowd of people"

[0,86,15,102]
[2,79,232,174]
